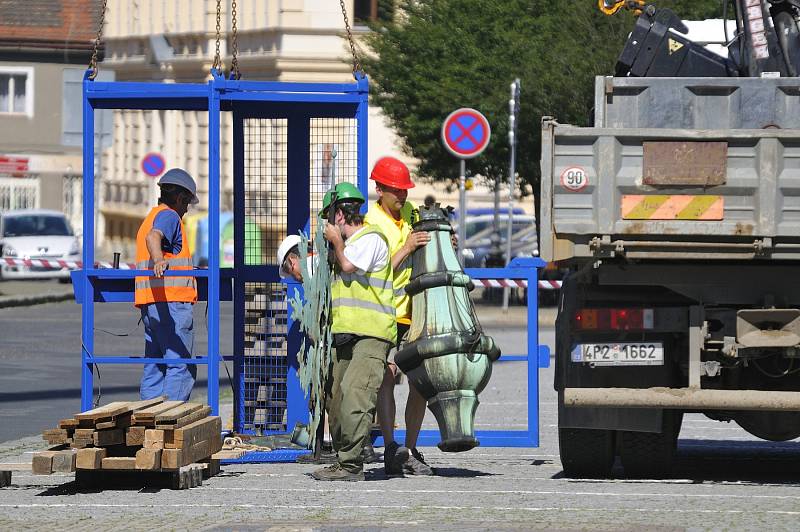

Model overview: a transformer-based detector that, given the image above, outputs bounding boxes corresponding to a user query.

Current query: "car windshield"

[3,215,73,237]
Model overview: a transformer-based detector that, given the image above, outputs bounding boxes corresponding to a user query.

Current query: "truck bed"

[540,122,800,262]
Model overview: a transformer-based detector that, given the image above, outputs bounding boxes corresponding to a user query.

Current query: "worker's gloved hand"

[323,222,342,246]
[153,259,169,278]
[405,231,431,252]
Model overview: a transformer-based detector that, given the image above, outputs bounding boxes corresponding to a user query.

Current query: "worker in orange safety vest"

[135,168,199,401]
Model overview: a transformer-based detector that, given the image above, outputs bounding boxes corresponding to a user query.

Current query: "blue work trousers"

[140,301,196,401]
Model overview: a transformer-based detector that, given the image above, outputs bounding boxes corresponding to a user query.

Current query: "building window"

[354,0,395,25]
[0,67,33,116]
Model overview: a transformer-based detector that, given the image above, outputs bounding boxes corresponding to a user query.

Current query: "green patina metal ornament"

[395,205,501,452]
[287,218,333,451]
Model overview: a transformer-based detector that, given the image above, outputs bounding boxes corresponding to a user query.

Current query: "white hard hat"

[158,168,199,205]
[277,234,302,279]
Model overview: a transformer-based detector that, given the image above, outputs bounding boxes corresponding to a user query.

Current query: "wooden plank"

[144,429,165,450]
[93,429,124,447]
[132,400,184,425]
[211,449,246,460]
[101,457,137,470]
[74,428,95,438]
[52,450,77,473]
[155,406,211,430]
[76,448,106,470]
[165,416,221,450]
[58,418,80,429]
[126,426,146,447]
[127,397,167,411]
[154,403,204,423]
[162,430,222,469]
[135,449,162,470]
[96,411,133,430]
[0,463,32,472]
[32,451,58,475]
[0,471,10,487]
[75,401,131,422]
[201,458,221,479]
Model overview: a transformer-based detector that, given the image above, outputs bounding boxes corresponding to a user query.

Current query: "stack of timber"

[14,398,223,489]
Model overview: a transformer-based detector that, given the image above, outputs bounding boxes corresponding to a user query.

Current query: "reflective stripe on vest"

[364,201,417,321]
[331,225,397,343]
[134,204,197,307]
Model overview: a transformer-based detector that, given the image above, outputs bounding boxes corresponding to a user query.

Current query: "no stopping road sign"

[441,108,491,159]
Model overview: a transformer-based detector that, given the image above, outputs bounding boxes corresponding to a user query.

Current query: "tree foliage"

[363,0,724,196]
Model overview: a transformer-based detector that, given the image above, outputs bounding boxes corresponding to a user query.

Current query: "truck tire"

[558,427,615,479]
[619,412,682,479]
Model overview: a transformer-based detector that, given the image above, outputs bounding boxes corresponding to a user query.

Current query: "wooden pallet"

[75,460,220,490]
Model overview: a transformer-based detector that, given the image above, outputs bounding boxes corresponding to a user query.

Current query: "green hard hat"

[319,182,365,217]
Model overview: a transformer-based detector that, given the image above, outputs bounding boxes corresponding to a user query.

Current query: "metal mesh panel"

[309,118,359,231]
[242,119,289,433]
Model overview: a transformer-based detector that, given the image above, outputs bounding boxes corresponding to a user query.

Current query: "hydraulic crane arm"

[599,1,800,77]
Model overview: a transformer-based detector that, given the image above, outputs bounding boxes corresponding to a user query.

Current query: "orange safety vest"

[134,205,197,307]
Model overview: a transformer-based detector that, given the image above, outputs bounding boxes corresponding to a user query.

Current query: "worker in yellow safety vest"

[135,168,199,401]
[311,182,397,481]
[364,156,434,476]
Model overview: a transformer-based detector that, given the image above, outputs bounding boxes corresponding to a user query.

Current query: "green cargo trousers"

[327,336,391,473]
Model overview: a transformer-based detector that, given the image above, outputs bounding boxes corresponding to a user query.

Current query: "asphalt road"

[0,299,233,442]
[5,301,800,529]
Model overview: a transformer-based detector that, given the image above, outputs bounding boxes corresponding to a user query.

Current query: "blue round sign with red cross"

[441,108,491,159]
[141,152,166,177]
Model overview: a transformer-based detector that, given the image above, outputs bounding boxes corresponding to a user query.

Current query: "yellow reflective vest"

[364,201,417,324]
[331,225,397,343]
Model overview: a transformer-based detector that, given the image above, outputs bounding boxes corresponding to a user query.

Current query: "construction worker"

[277,234,315,282]
[311,182,397,481]
[364,156,433,476]
[135,168,199,401]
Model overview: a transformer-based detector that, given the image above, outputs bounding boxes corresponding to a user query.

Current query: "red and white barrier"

[1,257,137,270]
[475,278,562,290]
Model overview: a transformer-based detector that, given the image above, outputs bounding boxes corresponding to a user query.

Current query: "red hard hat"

[370,156,415,189]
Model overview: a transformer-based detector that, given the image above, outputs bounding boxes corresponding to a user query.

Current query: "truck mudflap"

[564,387,800,411]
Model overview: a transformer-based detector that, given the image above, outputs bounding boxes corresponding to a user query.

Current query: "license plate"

[572,342,664,366]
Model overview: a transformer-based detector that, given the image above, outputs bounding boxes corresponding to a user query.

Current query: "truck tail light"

[574,308,654,331]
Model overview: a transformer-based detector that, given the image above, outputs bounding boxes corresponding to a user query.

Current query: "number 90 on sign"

[560,166,588,192]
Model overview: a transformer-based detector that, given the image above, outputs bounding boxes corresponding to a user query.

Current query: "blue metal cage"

[74,71,369,436]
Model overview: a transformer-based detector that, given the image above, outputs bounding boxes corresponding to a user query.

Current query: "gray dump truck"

[544,76,800,478]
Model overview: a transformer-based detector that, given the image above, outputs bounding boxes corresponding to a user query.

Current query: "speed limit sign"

[560,166,588,192]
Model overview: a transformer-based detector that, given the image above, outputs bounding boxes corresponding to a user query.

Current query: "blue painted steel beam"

[80,71,96,413]
[206,71,222,416]
[86,357,212,365]
[232,109,246,436]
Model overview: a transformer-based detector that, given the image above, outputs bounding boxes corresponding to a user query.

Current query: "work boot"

[383,441,409,475]
[404,448,434,476]
[296,448,337,464]
[361,442,379,464]
[310,463,364,482]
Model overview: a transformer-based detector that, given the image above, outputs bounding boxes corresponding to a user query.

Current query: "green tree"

[362,0,723,200]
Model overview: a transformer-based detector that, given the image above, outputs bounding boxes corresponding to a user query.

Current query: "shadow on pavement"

[0,379,208,403]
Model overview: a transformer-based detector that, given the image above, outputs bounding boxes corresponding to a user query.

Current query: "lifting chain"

[230,0,241,79]
[212,0,223,72]
[338,0,362,74]
[88,0,109,80]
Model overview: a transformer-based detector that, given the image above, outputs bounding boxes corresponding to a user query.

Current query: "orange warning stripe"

[621,195,723,220]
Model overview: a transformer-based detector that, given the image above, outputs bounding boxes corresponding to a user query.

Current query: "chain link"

[212,0,223,73]
[230,0,240,79]
[88,0,109,80]
[338,0,362,74]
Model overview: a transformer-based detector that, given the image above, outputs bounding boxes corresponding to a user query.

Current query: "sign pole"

[458,159,467,264]
[502,79,520,312]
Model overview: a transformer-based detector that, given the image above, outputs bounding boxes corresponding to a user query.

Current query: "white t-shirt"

[343,228,389,274]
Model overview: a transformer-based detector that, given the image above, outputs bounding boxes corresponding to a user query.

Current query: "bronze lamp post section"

[395,204,502,452]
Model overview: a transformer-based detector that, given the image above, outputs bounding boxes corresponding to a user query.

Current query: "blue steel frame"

[74,70,370,422]
[373,257,549,448]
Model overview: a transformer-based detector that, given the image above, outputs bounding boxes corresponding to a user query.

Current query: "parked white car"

[0,209,81,281]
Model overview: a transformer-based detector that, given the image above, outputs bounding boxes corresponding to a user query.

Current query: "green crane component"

[287,217,333,451]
